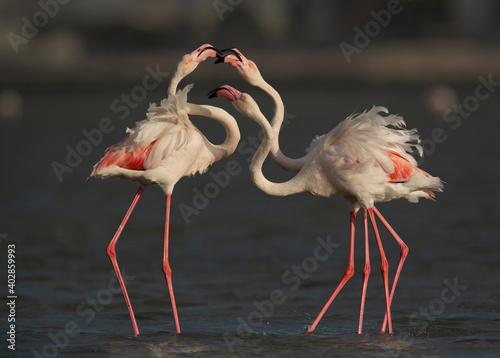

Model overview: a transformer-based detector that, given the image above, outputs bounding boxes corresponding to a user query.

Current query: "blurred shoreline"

[2,0,500,85]
[2,40,500,85]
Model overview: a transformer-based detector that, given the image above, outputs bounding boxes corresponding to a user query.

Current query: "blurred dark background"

[1,0,499,86]
[1,1,500,355]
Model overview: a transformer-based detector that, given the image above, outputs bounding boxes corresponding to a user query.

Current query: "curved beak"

[214,47,248,67]
[190,44,222,63]
[214,55,225,64]
[207,87,220,99]
[208,85,242,101]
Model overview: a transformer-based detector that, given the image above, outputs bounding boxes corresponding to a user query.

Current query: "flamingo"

[90,45,241,336]
[217,47,433,334]
[209,85,443,334]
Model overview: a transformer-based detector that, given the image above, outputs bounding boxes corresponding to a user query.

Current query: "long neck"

[186,103,241,162]
[258,80,308,172]
[168,56,193,96]
[167,70,183,96]
[247,105,306,197]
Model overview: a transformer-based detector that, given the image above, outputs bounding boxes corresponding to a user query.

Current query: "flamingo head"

[189,44,220,63]
[216,48,265,86]
[178,44,220,76]
[208,85,260,118]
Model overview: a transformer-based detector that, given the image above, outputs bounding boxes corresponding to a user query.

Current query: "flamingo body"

[92,85,230,193]
[90,45,240,336]
[215,51,443,333]
[210,83,443,335]
[300,106,442,211]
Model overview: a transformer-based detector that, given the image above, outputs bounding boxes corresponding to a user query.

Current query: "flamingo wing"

[319,107,422,171]
[386,151,429,182]
[93,141,156,173]
[92,84,195,176]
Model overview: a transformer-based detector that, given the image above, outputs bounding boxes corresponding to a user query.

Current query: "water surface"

[2,81,499,357]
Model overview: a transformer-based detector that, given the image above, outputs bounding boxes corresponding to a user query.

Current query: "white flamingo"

[218,47,435,334]
[209,84,443,334]
[90,45,241,335]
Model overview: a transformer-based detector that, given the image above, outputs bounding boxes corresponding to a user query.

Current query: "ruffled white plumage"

[301,106,443,210]
[319,106,421,172]
[121,84,195,169]
[91,83,241,194]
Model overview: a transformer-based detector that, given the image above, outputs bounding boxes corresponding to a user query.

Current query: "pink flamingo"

[90,45,241,335]
[218,47,399,333]
[217,47,434,334]
[209,84,443,334]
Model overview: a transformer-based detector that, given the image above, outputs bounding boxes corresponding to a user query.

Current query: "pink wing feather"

[92,141,156,172]
[91,84,194,177]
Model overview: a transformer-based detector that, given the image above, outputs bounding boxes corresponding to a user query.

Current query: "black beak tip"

[207,88,218,99]
[219,48,242,62]
[214,56,225,64]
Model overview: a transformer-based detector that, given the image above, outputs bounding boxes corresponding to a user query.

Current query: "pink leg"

[106,185,144,336]
[358,208,371,334]
[162,194,181,334]
[306,211,356,334]
[368,208,392,334]
[372,206,409,333]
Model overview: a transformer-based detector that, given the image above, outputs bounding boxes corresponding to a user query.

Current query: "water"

[2,79,499,357]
